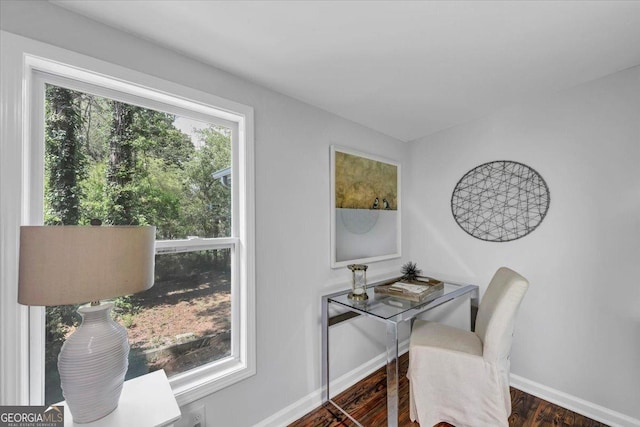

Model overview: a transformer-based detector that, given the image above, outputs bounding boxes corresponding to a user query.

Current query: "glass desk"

[321,279,479,427]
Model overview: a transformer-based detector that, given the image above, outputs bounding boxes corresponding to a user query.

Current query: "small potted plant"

[400,261,422,282]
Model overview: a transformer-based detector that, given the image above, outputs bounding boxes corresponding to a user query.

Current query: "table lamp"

[18,225,156,423]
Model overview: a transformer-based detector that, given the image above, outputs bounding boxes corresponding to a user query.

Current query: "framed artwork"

[330,146,401,268]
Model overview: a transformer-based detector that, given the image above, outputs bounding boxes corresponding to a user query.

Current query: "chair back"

[475,267,529,363]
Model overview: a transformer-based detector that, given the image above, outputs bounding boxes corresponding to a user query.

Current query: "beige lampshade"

[18,225,156,306]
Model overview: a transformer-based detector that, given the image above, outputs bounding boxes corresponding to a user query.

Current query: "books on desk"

[374,277,444,302]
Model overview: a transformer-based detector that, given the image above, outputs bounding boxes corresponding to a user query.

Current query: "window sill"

[169,356,256,406]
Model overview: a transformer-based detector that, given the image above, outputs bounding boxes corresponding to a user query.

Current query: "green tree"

[184,126,232,238]
[134,157,185,239]
[126,109,195,237]
[131,109,194,168]
[45,85,85,225]
[80,160,109,223]
[106,101,137,225]
[102,106,196,231]
[78,94,111,162]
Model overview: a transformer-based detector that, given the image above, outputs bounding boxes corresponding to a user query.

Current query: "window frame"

[2,41,255,406]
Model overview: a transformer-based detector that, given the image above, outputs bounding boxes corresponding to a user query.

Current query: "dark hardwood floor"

[289,353,607,427]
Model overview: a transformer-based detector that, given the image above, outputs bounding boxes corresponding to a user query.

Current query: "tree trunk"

[45,85,83,225]
[107,101,137,224]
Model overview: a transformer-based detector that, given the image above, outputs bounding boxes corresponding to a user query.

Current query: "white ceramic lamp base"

[58,302,129,423]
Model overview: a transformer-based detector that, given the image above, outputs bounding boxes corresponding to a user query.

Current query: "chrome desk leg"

[321,296,329,403]
[386,321,399,427]
[471,286,480,308]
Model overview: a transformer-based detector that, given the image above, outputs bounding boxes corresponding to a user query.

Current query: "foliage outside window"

[43,84,235,404]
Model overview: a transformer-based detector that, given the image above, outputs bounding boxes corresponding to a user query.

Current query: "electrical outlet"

[183,404,206,427]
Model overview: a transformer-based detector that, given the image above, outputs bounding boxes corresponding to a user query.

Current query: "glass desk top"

[327,280,478,323]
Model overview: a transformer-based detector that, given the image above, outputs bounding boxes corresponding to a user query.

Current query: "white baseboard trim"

[510,374,640,427]
[256,345,639,427]
[253,341,410,427]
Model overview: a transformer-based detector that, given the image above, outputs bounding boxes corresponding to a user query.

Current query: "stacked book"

[374,277,444,302]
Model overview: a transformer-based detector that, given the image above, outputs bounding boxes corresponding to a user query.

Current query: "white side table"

[58,370,181,427]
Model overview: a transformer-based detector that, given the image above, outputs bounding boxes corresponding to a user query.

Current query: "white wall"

[406,66,640,423]
[0,1,407,426]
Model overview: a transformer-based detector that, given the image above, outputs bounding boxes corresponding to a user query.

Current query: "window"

[22,55,254,406]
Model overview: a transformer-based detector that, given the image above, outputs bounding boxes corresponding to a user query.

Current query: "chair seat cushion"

[410,319,483,356]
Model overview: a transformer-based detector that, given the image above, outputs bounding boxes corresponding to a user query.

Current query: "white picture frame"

[330,145,401,268]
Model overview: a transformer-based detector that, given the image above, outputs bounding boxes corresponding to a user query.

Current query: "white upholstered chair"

[407,267,529,427]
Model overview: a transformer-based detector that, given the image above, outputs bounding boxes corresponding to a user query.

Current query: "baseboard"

[510,374,640,427]
[253,340,410,427]
[255,351,639,427]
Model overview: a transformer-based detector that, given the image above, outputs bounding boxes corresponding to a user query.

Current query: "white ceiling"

[52,1,640,142]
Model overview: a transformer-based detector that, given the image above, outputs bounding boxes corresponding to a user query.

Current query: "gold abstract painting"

[334,151,397,210]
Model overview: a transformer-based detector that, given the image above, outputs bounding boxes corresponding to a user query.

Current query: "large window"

[21,55,254,406]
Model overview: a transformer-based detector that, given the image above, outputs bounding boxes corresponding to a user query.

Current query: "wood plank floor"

[289,353,608,427]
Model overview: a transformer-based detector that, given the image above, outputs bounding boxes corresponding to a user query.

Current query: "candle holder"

[347,264,368,301]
